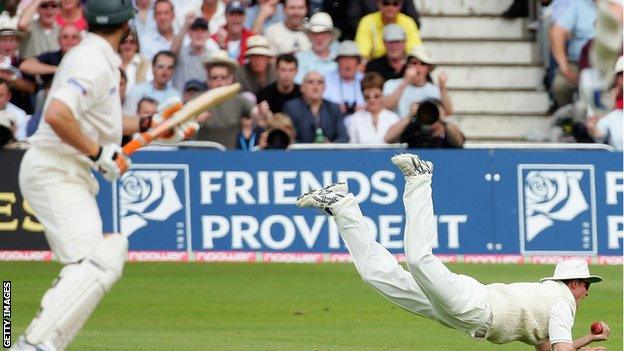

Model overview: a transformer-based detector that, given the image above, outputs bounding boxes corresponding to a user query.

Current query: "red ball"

[591,321,603,334]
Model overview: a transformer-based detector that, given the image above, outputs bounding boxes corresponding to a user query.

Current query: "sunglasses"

[364,93,382,101]
[582,280,591,291]
[39,2,59,9]
[382,0,401,7]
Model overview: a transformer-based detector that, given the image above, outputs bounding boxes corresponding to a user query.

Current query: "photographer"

[384,99,464,148]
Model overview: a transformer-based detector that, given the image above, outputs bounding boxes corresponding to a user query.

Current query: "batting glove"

[89,143,131,181]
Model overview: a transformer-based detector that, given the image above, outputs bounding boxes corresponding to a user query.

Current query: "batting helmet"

[84,0,135,26]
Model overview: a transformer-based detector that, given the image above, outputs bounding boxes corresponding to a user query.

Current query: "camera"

[400,99,443,148]
[344,101,357,115]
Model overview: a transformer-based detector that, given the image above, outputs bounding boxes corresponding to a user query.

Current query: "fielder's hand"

[90,143,131,181]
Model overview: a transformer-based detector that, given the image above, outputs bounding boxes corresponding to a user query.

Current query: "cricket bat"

[122,83,241,156]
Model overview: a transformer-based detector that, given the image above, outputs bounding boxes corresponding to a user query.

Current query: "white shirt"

[7,103,28,141]
[30,33,123,158]
[122,53,153,95]
[596,109,623,150]
[347,109,400,144]
[265,21,311,55]
[548,299,575,345]
[140,30,175,62]
[174,0,226,35]
[323,69,365,108]
[382,79,441,119]
[123,81,181,115]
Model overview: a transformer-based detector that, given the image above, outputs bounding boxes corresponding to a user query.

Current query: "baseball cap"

[226,1,246,14]
[540,259,603,283]
[190,18,208,31]
[383,24,405,42]
[184,79,207,92]
[335,40,361,60]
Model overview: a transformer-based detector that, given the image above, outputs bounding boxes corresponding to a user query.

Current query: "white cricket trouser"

[333,174,491,335]
[19,147,103,264]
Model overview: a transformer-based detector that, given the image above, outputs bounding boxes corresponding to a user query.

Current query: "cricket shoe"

[11,337,56,351]
[391,153,433,177]
[296,182,348,215]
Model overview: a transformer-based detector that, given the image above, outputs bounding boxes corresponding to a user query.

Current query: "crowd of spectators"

[0,0,621,151]
[504,0,622,150]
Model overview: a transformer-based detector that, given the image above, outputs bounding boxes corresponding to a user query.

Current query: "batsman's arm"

[44,98,100,158]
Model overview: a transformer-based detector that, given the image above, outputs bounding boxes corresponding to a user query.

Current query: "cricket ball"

[591,321,603,334]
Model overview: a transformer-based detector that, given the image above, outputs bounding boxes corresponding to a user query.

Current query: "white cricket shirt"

[30,33,123,159]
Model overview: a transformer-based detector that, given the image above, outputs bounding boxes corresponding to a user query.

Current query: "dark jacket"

[283,98,348,143]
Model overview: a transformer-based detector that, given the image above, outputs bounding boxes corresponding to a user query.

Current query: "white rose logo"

[119,170,183,236]
[524,171,588,241]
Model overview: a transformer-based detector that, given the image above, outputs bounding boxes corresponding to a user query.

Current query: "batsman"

[12,1,197,349]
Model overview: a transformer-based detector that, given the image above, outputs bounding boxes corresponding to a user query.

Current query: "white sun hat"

[540,259,603,283]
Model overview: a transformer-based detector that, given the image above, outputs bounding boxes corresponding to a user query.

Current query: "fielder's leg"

[392,154,490,333]
[297,183,435,318]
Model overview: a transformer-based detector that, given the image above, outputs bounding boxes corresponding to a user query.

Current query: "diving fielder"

[297,153,610,351]
[13,1,138,350]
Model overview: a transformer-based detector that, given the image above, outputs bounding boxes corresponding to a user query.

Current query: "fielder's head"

[540,259,603,304]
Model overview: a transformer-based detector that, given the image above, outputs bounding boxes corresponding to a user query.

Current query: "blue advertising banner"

[89,149,623,261]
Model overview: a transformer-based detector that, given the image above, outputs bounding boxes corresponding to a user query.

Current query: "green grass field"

[4,262,622,350]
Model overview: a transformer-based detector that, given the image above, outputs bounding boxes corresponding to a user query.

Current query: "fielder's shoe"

[296,182,348,215]
[391,153,433,177]
[11,336,56,351]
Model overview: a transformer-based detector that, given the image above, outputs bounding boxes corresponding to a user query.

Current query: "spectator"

[124,50,180,115]
[0,76,27,141]
[355,0,421,60]
[182,79,207,103]
[211,1,254,64]
[119,29,152,96]
[323,40,365,116]
[384,99,465,148]
[20,23,82,90]
[585,56,623,150]
[119,68,128,106]
[55,0,86,31]
[171,16,219,92]
[283,71,348,143]
[0,0,21,30]
[177,0,226,36]
[195,50,254,148]
[17,0,61,58]
[245,0,285,34]
[322,0,420,41]
[0,27,36,114]
[137,96,159,119]
[122,96,158,145]
[365,24,407,81]
[347,72,399,144]
[294,12,339,84]
[132,0,157,43]
[256,53,301,114]
[265,0,310,55]
[259,112,296,149]
[140,0,176,61]
[383,46,453,119]
[239,35,276,94]
[550,0,596,107]
[236,114,264,150]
